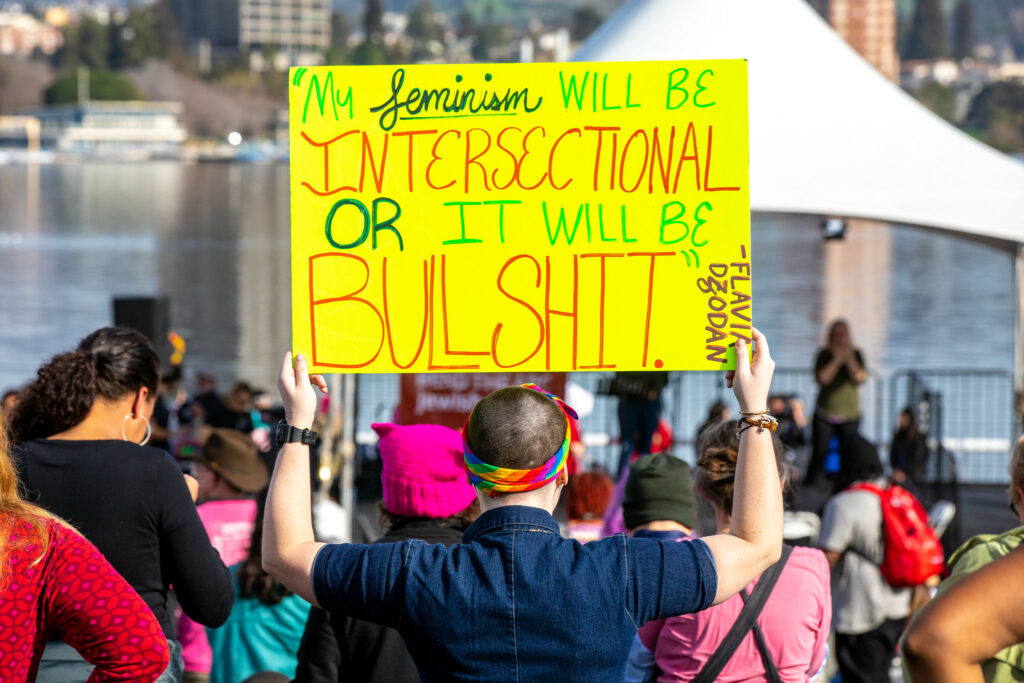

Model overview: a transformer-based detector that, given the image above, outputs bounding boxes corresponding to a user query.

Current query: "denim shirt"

[313,505,717,683]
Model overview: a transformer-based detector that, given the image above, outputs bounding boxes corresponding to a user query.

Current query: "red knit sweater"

[0,517,169,682]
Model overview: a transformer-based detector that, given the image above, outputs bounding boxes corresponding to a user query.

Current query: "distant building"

[168,0,240,60]
[169,0,329,69]
[812,0,899,82]
[0,9,63,57]
[29,102,187,155]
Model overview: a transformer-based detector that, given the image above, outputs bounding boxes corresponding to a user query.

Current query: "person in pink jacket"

[626,420,831,682]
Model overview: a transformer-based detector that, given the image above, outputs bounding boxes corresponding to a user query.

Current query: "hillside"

[0,58,281,138]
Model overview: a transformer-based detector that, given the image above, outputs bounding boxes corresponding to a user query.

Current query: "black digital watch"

[275,420,317,447]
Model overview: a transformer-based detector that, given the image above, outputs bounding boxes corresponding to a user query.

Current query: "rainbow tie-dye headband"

[463,383,579,497]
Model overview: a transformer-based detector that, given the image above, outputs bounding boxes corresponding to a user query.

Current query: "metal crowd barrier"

[352,368,1017,484]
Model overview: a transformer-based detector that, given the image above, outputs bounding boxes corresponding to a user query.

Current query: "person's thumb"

[294,353,310,382]
[734,338,750,377]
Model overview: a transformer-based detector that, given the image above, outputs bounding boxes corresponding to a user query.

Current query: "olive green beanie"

[622,453,697,530]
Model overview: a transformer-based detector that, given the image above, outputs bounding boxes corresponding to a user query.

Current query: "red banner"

[397,373,567,430]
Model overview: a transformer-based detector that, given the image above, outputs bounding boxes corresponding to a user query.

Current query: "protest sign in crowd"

[0,60,1018,683]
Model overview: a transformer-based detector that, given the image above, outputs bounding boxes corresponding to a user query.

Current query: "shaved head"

[467,386,566,471]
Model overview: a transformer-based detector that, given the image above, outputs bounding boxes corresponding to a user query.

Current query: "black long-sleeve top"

[292,519,466,683]
[16,438,234,638]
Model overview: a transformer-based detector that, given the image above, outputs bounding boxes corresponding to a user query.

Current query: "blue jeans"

[36,638,182,682]
[617,397,661,474]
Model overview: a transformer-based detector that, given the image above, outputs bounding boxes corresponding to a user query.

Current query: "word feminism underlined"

[289,60,751,374]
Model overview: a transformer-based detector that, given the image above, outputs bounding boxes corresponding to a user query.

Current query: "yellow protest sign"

[289,60,749,373]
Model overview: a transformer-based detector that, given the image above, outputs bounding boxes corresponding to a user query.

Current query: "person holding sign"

[264,330,782,683]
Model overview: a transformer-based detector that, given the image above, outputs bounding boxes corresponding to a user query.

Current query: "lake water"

[0,163,1016,477]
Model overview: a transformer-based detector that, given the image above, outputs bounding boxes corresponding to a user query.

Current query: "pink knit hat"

[372,422,478,518]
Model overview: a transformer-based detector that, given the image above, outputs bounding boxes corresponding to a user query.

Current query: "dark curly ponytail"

[9,327,159,443]
[237,488,294,606]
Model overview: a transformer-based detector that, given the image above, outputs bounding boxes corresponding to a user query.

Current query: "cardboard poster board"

[289,60,750,373]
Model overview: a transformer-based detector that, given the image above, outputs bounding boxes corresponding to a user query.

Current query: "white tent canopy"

[574,0,1024,245]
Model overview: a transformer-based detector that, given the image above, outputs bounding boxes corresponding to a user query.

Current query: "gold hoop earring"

[121,413,152,446]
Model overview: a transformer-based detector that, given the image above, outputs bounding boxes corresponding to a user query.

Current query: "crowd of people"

[0,320,1020,682]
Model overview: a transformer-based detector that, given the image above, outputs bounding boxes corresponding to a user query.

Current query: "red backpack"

[847,482,945,588]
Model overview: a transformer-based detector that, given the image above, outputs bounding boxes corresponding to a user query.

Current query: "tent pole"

[341,374,356,539]
[1016,245,1024,434]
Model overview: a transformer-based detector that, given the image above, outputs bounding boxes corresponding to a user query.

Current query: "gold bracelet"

[738,409,768,416]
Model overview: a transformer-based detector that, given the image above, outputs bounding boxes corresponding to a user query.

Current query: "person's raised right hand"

[278,351,328,430]
[729,328,774,413]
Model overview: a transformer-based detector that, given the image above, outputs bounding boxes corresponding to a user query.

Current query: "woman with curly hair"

[0,411,170,681]
[10,327,234,682]
[628,420,831,682]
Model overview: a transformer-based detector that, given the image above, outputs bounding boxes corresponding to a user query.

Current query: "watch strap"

[275,420,317,447]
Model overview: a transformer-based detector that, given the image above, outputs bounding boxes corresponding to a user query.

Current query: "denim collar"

[631,529,691,543]
[462,505,561,543]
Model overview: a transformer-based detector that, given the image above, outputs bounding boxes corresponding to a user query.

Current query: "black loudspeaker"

[112,296,171,364]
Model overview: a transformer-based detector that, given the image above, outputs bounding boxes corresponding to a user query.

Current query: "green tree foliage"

[904,0,948,59]
[471,3,504,61]
[965,80,1024,152]
[953,0,974,60]
[915,82,956,122]
[150,0,184,58]
[352,0,389,64]
[457,8,476,40]
[325,11,351,62]
[56,17,111,69]
[407,1,440,42]
[44,69,142,105]
[57,2,182,72]
[78,18,111,68]
[364,0,384,42]
[570,6,603,42]
[351,40,389,64]
[108,6,162,69]
[406,1,442,60]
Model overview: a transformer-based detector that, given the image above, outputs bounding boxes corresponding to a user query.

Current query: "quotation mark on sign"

[680,249,700,268]
[293,68,309,87]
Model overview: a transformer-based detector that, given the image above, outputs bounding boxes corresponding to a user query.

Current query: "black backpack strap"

[747,612,783,683]
[692,545,793,683]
